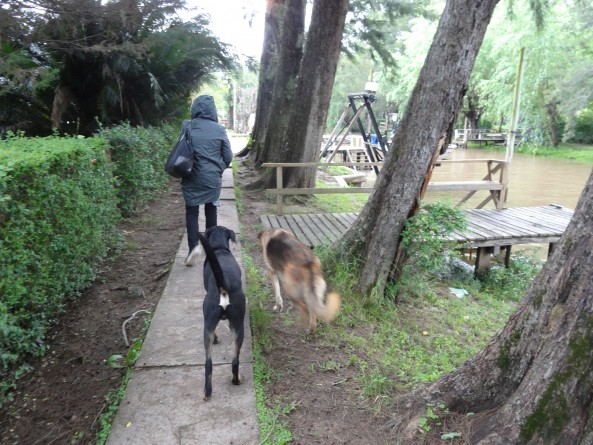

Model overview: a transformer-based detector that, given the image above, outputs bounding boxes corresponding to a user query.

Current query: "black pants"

[186,202,217,251]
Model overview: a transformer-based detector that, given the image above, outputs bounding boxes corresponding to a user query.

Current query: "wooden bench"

[335,173,367,187]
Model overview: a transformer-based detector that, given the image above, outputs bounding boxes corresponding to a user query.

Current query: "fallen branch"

[122,310,151,346]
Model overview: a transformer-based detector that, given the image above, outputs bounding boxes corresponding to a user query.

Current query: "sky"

[183,1,266,60]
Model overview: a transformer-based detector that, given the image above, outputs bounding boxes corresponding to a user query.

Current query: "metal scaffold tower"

[320,92,389,175]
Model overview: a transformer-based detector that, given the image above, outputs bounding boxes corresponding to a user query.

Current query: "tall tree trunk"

[254,0,306,166]
[278,0,349,189]
[336,0,500,296]
[464,90,483,129]
[236,0,284,158]
[547,100,561,147]
[400,169,593,444]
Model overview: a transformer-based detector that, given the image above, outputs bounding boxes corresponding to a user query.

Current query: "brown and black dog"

[258,228,340,334]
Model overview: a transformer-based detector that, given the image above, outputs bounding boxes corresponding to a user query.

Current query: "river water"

[427,148,592,258]
[358,147,591,258]
[427,148,592,210]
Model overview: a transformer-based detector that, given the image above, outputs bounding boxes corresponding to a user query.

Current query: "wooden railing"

[263,162,380,215]
[430,159,509,209]
[263,159,508,215]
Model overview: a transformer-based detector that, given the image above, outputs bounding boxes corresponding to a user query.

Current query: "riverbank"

[468,141,593,163]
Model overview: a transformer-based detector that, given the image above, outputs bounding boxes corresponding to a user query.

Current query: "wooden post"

[276,166,284,215]
[502,47,525,206]
[548,243,556,257]
[462,117,469,149]
[474,246,494,276]
[504,245,512,268]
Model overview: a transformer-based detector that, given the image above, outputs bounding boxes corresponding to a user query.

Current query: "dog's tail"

[308,266,341,322]
[310,275,341,322]
[197,233,229,304]
[317,292,341,322]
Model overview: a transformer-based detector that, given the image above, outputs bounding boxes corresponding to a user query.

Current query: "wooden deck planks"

[260,205,574,250]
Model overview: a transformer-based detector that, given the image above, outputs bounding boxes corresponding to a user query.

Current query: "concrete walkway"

[106,168,260,445]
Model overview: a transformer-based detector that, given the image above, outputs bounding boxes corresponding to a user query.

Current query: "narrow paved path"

[106,167,260,444]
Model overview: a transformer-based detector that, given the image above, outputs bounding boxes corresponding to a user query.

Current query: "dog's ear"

[227,229,236,243]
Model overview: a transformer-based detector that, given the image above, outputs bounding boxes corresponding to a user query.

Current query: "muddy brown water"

[363,147,592,258]
[431,148,592,258]
[428,148,592,209]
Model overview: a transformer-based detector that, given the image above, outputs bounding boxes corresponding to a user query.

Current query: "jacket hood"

[190,95,218,122]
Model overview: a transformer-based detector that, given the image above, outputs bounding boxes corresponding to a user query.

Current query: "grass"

[236,179,293,444]
[316,249,538,395]
[307,199,540,400]
[237,169,544,441]
[242,245,294,444]
[309,179,369,213]
[516,143,593,163]
[468,142,593,164]
[95,318,149,445]
[318,164,356,176]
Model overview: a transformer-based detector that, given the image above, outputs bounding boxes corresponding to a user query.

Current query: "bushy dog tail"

[197,233,229,302]
[320,292,341,321]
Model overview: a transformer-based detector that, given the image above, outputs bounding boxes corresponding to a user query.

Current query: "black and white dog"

[197,226,245,401]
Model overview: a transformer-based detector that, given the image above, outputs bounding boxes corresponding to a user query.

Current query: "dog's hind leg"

[293,300,317,334]
[269,271,283,311]
[230,323,244,386]
[203,322,217,401]
[307,312,318,335]
[213,326,220,344]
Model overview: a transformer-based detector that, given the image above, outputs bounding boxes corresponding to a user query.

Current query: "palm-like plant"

[1,0,236,136]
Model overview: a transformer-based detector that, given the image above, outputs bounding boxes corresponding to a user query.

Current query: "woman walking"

[181,95,233,266]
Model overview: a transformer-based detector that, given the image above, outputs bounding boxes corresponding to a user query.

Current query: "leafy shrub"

[0,135,121,404]
[99,123,178,216]
[479,252,543,301]
[572,105,593,144]
[401,201,468,273]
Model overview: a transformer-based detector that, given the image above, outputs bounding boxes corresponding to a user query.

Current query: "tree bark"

[547,100,561,147]
[400,169,593,444]
[254,0,306,166]
[336,0,500,296]
[464,90,484,129]
[236,0,284,158]
[276,0,349,189]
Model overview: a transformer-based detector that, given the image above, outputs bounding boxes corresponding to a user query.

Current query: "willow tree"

[397,169,593,444]
[336,0,500,296]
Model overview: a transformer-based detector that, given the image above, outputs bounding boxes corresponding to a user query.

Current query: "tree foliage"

[0,0,236,136]
[343,0,433,67]
[355,1,593,145]
[467,1,593,143]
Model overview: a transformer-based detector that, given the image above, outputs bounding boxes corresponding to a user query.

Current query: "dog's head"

[203,226,236,250]
[257,228,295,249]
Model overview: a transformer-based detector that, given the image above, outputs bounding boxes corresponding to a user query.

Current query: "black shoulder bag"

[164,126,193,178]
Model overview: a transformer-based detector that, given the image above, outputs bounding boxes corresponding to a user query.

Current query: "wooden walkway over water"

[261,204,574,273]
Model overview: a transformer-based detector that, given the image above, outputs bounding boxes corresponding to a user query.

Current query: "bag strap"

[179,121,192,142]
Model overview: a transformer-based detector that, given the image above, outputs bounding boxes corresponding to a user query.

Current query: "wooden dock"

[260,204,574,273]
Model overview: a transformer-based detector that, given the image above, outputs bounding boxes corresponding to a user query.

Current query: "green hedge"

[0,123,178,404]
[0,135,120,400]
[99,123,178,217]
